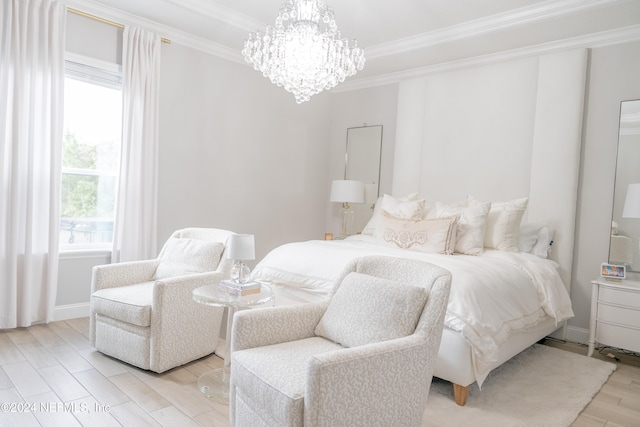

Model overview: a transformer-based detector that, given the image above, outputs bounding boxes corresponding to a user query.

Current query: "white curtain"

[0,0,66,328]
[112,27,161,263]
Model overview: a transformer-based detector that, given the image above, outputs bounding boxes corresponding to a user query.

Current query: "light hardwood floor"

[1,319,638,427]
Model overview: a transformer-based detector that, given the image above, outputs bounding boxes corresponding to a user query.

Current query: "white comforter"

[252,235,574,381]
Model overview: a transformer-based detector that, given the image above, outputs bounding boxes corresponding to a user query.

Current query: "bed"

[251,194,575,405]
[252,48,587,405]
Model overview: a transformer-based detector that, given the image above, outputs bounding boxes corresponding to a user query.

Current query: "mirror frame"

[608,99,640,272]
[344,125,383,234]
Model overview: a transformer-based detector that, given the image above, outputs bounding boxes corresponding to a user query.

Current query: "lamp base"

[230,261,251,284]
[341,204,354,239]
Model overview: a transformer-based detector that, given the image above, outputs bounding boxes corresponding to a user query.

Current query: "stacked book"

[219,280,261,296]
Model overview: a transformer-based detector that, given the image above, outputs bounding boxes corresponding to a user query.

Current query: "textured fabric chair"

[229,255,452,427]
[90,228,235,373]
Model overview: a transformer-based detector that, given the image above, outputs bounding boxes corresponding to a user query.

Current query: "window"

[60,56,122,249]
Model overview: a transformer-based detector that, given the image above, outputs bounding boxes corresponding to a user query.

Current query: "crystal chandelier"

[242,0,365,104]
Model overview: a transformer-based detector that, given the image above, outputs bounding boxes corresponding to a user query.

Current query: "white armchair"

[229,255,452,427]
[90,228,235,373]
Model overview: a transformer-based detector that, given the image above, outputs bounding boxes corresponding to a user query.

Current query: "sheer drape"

[0,0,66,328]
[112,27,161,263]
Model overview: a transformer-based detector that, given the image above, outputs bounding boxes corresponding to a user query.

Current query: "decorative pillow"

[361,193,426,235]
[155,238,224,279]
[315,272,428,347]
[483,197,528,251]
[532,227,555,259]
[436,198,490,255]
[374,211,458,254]
[518,222,546,253]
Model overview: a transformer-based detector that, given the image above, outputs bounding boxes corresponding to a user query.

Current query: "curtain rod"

[67,7,171,44]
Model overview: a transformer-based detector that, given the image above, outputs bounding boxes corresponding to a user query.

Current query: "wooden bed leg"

[453,384,469,406]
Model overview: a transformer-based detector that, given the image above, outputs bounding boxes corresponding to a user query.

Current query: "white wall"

[157,42,332,263]
[571,40,640,341]
[326,85,399,235]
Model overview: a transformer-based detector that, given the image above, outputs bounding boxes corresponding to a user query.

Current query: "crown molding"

[366,0,630,59]
[161,0,267,33]
[64,0,639,85]
[333,24,640,93]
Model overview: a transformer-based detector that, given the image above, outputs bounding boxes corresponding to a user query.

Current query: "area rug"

[423,344,616,427]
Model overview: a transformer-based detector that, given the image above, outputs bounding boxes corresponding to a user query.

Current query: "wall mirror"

[345,125,383,234]
[609,99,640,272]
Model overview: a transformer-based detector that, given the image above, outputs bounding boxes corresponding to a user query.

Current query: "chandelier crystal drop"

[242,0,365,104]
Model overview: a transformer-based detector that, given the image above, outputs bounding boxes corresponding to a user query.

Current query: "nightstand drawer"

[596,322,640,353]
[597,303,640,327]
[599,286,640,308]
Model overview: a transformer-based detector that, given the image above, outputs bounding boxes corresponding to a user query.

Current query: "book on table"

[219,280,261,296]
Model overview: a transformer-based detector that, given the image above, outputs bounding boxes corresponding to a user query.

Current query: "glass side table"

[192,282,274,399]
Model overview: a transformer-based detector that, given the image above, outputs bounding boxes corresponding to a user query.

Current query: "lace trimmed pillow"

[374,210,458,254]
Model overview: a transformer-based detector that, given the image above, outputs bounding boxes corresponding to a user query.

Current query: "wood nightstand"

[588,277,640,357]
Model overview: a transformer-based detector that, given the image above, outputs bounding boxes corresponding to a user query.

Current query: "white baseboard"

[53,303,90,321]
[565,325,589,345]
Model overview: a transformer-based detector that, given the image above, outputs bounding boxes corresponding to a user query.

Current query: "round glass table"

[192,282,274,399]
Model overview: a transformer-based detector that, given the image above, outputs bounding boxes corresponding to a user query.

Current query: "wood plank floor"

[1,319,639,426]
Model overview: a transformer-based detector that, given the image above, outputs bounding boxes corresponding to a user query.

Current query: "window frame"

[60,53,122,252]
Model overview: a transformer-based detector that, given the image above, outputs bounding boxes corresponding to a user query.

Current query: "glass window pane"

[61,74,121,249]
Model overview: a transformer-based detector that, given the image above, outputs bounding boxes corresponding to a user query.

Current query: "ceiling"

[72,0,640,87]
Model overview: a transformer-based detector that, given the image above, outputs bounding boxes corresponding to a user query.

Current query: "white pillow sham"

[482,197,528,252]
[361,193,426,235]
[518,222,545,253]
[435,198,490,255]
[517,222,555,258]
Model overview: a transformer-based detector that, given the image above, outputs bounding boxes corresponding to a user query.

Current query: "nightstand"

[588,277,640,357]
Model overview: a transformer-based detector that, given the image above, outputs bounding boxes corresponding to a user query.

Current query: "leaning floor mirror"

[345,125,382,234]
[609,99,640,273]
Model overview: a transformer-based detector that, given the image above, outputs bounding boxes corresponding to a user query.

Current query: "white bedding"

[252,234,574,384]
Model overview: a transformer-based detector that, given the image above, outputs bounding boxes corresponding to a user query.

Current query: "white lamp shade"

[227,234,255,260]
[622,183,640,219]
[330,180,364,203]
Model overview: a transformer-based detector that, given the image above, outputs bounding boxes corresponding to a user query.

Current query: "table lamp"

[330,180,364,238]
[227,234,255,284]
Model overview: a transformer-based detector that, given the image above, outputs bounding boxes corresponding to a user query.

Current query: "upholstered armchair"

[229,255,452,427]
[90,228,235,373]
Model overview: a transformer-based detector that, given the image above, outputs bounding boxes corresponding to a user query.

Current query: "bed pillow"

[315,272,428,347]
[436,198,490,255]
[518,222,546,253]
[532,227,555,259]
[361,193,426,235]
[483,197,528,251]
[374,211,458,254]
[155,238,224,279]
